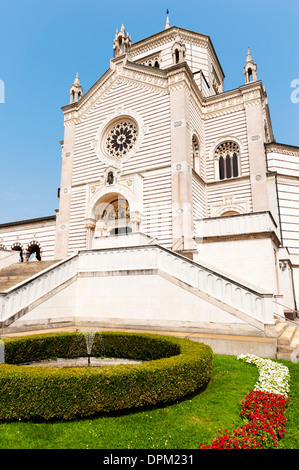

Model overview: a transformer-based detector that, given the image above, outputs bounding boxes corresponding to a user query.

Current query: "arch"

[215,204,247,217]
[25,241,42,262]
[11,242,24,262]
[86,184,135,222]
[86,186,138,247]
[172,36,186,65]
[213,139,242,181]
[93,192,132,242]
[221,210,240,217]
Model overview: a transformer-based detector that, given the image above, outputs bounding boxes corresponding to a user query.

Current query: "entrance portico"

[84,178,144,249]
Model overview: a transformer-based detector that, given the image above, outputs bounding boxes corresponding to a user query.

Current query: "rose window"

[105,121,138,159]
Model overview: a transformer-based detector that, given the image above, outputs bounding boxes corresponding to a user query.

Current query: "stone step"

[290,328,299,349]
[278,324,297,345]
[273,321,288,336]
[276,322,299,360]
[0,261,59,291]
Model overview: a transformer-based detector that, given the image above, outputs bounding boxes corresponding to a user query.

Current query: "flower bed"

[199,354,290,449]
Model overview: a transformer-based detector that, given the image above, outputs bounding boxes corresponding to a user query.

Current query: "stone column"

[55,121,75,260]
[168,68,195,253]
[242,86,270,213]
[130,211,143,233]
[85,218,96,249]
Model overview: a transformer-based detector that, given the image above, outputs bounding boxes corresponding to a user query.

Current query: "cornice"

[265,142,299,157]
[200,231,281,248]
[61,55,268,127]
[130,26,224,80]
[61,57,171,125]
[0,215,56,230]
[201,81,265,119]
[206,175,250,186]
[276,174,299,186]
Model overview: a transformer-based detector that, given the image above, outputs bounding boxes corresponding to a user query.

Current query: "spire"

[113,24,131,57]
[246,47,253,64]
[69,71,83,104]
[165,9,170,29]
[243,47,257,84]
[73,71,81,87]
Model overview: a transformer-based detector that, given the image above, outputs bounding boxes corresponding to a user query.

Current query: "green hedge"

[0,332,213,421]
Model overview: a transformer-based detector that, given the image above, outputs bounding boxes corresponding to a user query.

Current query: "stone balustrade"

[195,211,280,241]
[0,240,279,328]
[78,244,277,325]
[0,255,78,325]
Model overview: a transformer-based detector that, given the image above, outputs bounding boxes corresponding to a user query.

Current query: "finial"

[113,24,132,57]
[70,71,83,103]
[243,47,257,84]
[246,47,253,63]
[165,9,170,29]
[73,71,80,86]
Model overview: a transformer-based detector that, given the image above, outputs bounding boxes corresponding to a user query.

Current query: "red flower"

[199,390,289,449]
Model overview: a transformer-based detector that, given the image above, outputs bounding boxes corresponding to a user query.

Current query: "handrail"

[0,243,280,328]
[0,255,78,324]
[78,245,277,325]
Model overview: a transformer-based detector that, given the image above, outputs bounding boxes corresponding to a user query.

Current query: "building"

[0,15,298,358]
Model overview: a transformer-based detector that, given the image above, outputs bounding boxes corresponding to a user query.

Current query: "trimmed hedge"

[0,332,213,421]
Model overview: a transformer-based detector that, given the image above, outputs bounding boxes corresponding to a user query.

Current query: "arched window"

[26,241,42,262]
[215,141,240,180]
[192,135,200,175]
[221,210,239,217]
[11,243,24,262]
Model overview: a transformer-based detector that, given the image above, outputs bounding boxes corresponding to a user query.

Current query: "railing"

[78,245,278,325]
[0,242,280,328]
[0,255,78,325]
[195,211,280,241]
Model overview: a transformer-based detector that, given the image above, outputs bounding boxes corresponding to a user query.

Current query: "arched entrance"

[91,193,133,247]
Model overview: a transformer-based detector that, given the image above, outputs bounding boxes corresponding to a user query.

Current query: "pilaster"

[242,86,270,213]
[55,123,75,259]
[168,68,195,252]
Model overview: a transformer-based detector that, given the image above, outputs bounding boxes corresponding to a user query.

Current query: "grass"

[0,354,297,450]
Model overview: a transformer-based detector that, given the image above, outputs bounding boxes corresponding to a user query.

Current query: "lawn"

[0,354,297,450]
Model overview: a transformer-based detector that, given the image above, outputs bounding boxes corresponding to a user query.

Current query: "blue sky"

[0,0,298,223]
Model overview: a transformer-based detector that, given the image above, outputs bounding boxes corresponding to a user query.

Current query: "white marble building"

[0,17,298,357]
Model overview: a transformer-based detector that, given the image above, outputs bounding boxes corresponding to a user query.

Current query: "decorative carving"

[105,120,138,159]
[279,261,288,272]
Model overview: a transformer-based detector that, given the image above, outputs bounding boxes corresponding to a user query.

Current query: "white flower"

[237,354,290,397]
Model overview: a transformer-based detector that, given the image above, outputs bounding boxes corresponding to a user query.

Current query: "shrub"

[0,332,213,421]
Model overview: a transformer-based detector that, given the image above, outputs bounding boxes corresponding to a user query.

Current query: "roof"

[0,215,56,229]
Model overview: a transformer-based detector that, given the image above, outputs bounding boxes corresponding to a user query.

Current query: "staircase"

[0,245,298,360]
[0,261,59,292]
[275,319,299,360]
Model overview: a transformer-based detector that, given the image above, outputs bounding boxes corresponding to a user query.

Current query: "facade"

[0,18,298,356]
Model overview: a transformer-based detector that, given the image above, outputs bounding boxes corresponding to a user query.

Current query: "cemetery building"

[0,15,298,358]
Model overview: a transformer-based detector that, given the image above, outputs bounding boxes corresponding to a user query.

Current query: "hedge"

[0,332,213,421]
